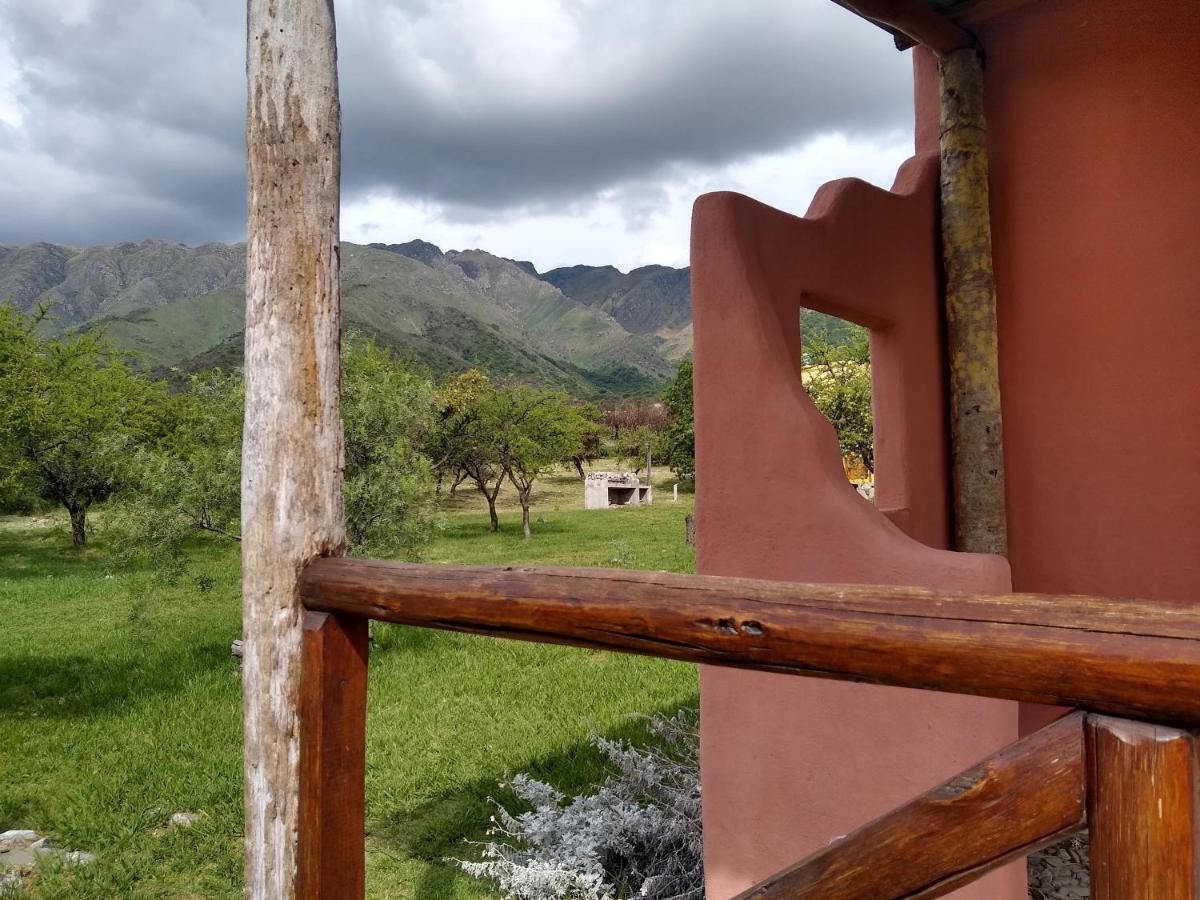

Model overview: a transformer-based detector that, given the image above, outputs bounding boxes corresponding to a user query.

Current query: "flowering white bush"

[458,710,702,900]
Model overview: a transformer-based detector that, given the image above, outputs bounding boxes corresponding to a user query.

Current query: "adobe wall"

[691,158,1021,897]
[915,0,1200,732]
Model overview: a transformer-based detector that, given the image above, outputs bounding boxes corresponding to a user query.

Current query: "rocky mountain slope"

[0,239,684,395]
[0,237,851,396]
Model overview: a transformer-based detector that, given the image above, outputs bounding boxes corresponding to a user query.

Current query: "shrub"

[458,710,702,900]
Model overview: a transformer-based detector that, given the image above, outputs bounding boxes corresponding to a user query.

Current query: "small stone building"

[584,472,652,509]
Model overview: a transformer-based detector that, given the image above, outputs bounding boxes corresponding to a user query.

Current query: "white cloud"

[0,0,916,255]
[342,129,914,272]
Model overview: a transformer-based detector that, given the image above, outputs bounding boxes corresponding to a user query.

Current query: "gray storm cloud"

[0,0,911,245]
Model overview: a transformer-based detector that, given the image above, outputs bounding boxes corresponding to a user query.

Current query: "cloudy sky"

[0,0,915,272]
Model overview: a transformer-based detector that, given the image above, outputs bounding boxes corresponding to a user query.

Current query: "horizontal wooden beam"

[830,0,977,55]
[732,712,1086,900]
[299,560,1200,725]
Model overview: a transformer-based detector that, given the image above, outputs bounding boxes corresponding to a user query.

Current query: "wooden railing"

[295,559,1200,899]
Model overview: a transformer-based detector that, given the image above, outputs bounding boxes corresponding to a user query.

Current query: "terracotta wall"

[917,0,1200,620]
[690,156,1021,898]
[693,0,1200,892]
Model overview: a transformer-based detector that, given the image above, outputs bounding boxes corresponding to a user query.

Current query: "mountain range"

[0,238,699,395]
[0,237,850,396]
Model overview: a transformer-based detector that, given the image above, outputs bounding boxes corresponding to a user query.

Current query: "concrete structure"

[691,2,1199,897]
[584,472,652,509]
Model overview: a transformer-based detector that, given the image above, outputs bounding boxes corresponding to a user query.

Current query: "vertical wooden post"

[939,48,1008,556]
[298,612,368,900]
[243,0,343,897]
[646,442,653,501]
[1087,715,1200,899]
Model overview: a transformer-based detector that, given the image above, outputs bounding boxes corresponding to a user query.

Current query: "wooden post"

[939,48,1008,556]
[298,613,368,900]
[1087,715,1200,899]
[243,0,343,896]
[646,442,653,502]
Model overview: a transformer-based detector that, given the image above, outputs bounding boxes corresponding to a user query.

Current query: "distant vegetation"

[1,232,873,560]
[0,237,860,399]
[0,305,705,563]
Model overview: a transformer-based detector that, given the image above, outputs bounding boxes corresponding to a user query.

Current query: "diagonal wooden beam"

[830,0,977,56]
[732,712,1087,900]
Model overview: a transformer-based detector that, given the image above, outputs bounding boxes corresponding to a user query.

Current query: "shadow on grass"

[0,522,239,585]
[370,693,700,900]
[0,528,111,582]
[437,516,575,542]
[0,639,232,719]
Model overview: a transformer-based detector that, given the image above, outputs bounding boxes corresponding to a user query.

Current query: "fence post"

[1087,715,1199,899]
[298,612,369,900]
[243,0,343,896]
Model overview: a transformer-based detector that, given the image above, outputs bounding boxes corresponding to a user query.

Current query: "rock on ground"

[1,828,95,893]
[1028,833,1089,900]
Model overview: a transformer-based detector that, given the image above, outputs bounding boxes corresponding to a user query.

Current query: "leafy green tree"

[613,424,661,477]
[803,325,873,474]
[341,338,439,557]
[567,404,604,480]
[0,307,163,546]
[432,370,507,531]
[493,385,589,540]
[661,361,695,483]
[110,338,438,572]
[105,369,243,576]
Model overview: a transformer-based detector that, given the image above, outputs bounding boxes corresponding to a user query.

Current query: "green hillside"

[0,237,854,397]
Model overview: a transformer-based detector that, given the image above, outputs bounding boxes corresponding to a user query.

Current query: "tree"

[568,404,604,480]
[803,325,873,475]
[614,424,660,476]
[0,307,162,546]
[340,338,438,558]
[662,361,695,483]
[105,369,243,576]
[433,370,507,532]
[601,401,669,440]
[110,338,439,571]
[494,385,588,540]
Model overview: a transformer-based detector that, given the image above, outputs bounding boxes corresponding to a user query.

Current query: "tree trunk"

[573,456,586,480]
[487,494,499,532]
[520,492,532,540]
[243,1,343,897]
[68,504,87,547]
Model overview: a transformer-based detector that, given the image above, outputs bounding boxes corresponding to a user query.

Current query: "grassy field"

[0,463,697,898]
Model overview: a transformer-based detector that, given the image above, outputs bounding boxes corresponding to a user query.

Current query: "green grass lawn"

[0,466,697,898]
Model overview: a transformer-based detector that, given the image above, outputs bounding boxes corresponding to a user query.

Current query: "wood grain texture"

[298,613,368,900]
[733,712,1086,900]
[1087,715,1200,899]
[890,0,1038,48]
[940,47,1008,557]
[829,0,976,55]
[243,0,343,896]
[299,560,1200,725]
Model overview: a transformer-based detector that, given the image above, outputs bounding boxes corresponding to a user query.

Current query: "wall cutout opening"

[800,309,873,496]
